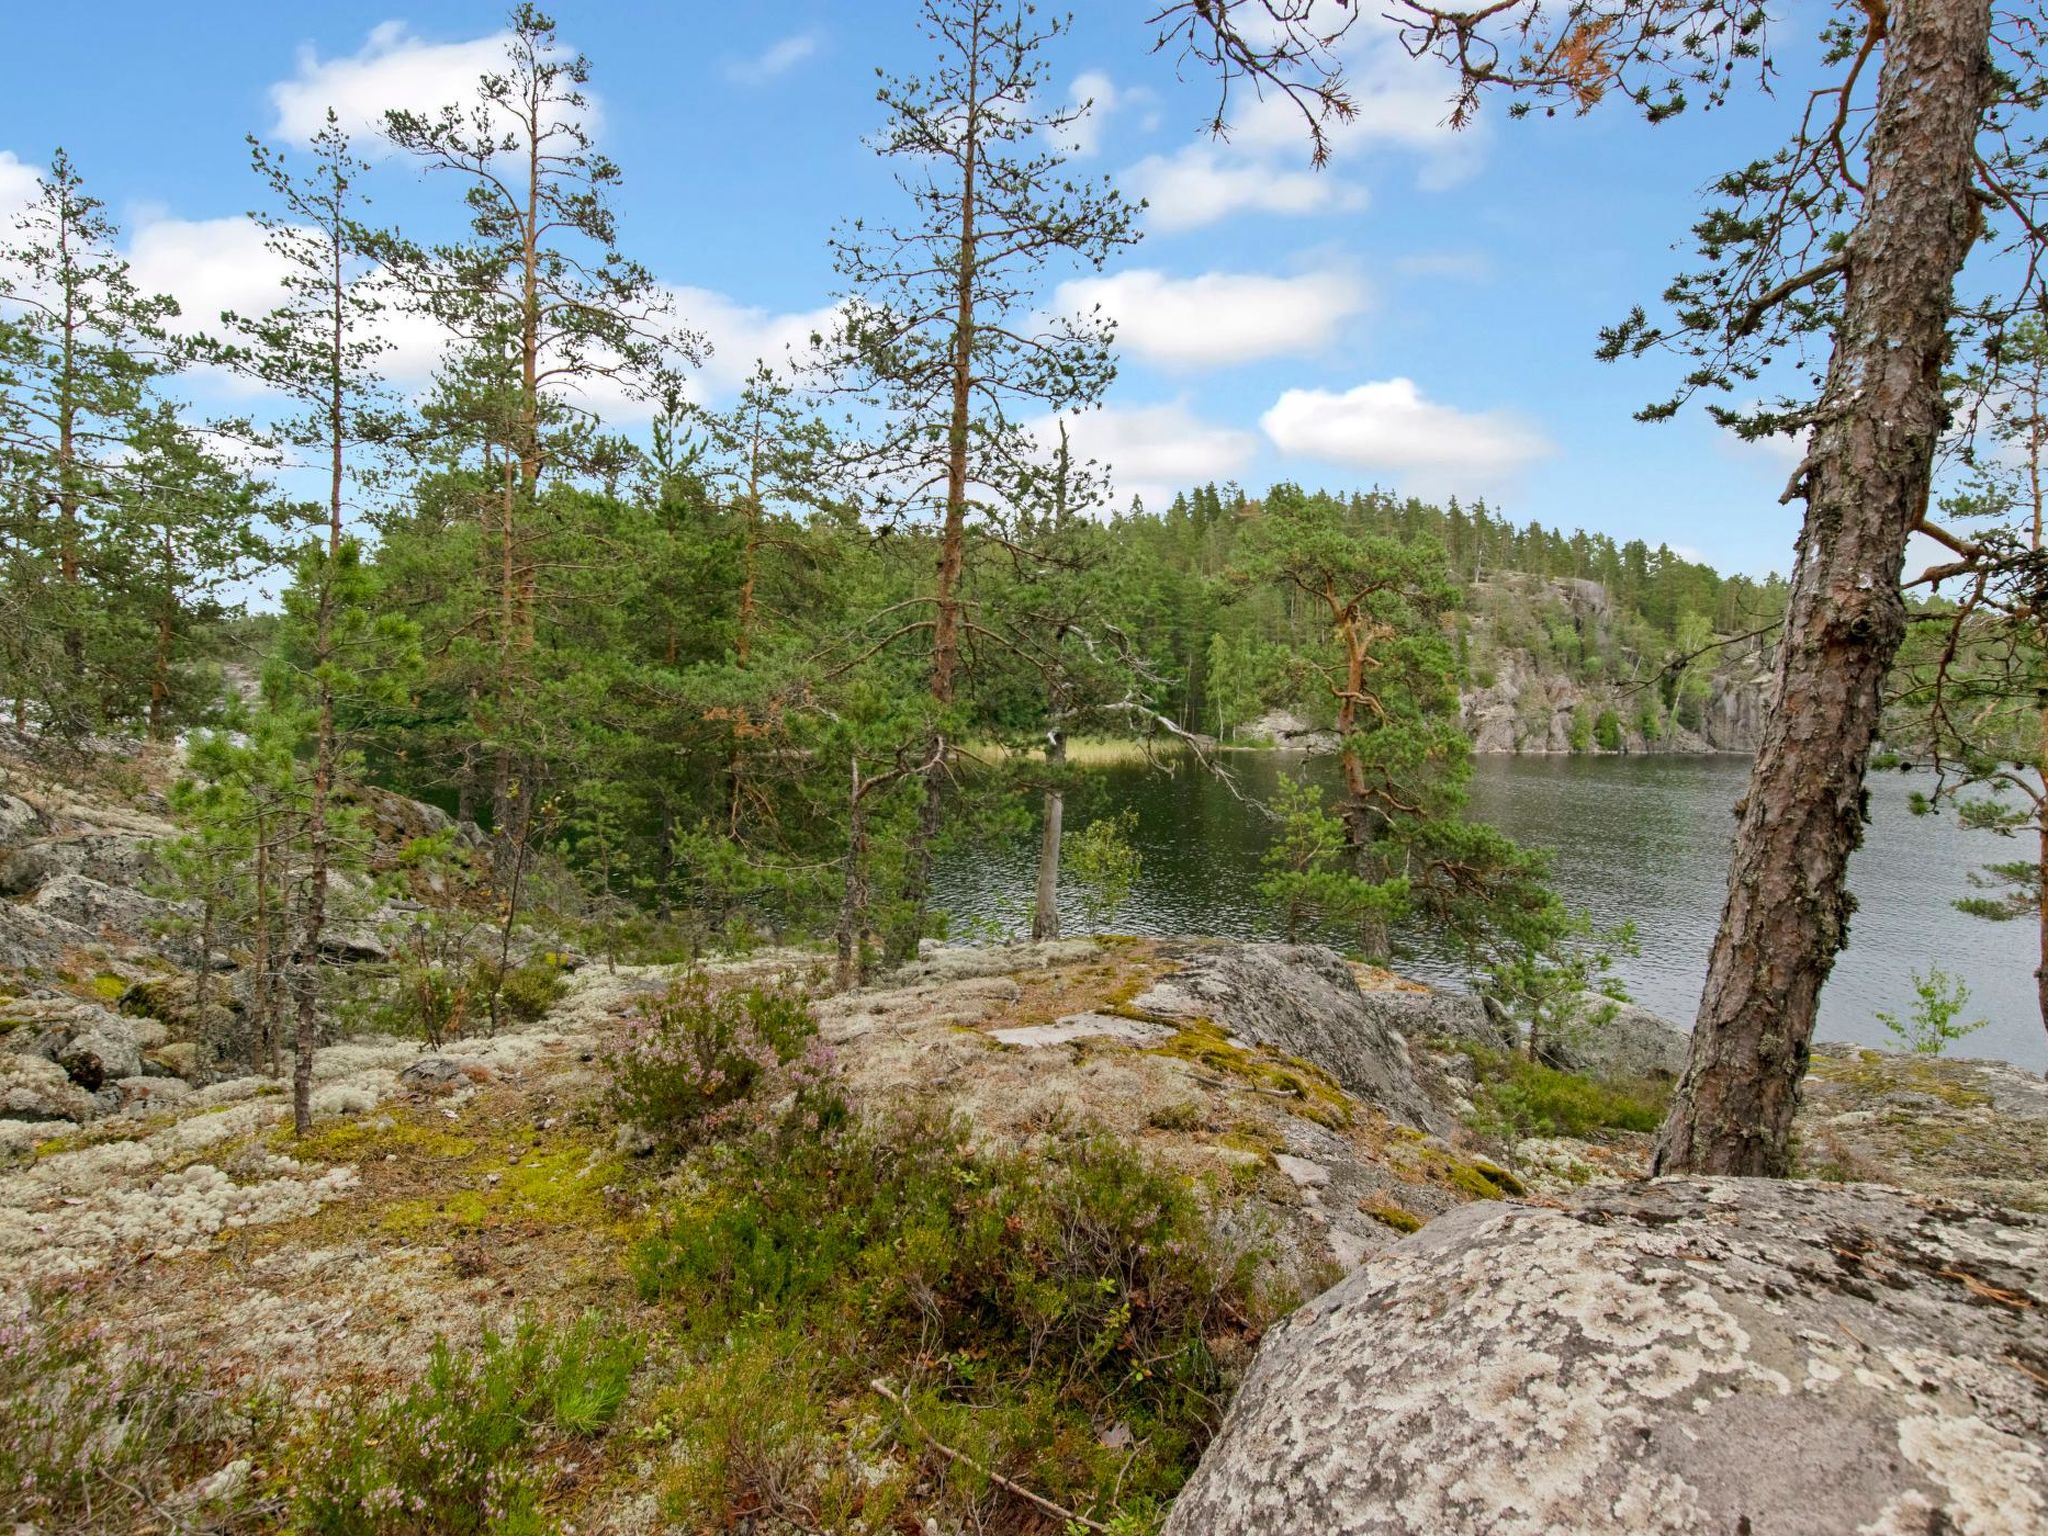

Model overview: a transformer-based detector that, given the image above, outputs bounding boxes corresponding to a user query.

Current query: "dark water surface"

[931,752,2045,1072]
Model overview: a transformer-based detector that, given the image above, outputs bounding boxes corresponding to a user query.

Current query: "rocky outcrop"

[1799,1044,2048,1212]
[1542,994,1691,1082]
[1238,710,1341,753]
[1351,980,1512,1052]
[1132,942,1440,1131]
[1167,1178,2048,1536]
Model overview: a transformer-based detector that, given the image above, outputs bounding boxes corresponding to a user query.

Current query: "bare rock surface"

[1543,994,1691,1082]
[1167,1178,2047,1536]
[1133,941,1440,1131]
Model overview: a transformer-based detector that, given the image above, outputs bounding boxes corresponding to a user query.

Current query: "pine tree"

[820,0,1139,956]
[228,113,401,1135]
[0,150,182,731]
[382,3,689,875]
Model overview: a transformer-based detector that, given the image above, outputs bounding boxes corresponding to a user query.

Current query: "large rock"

[0,838,77,896]
[3,997,148,1089]
[1543,994,1691,1082]
[0,1051,98,1122]
[1167,1179,2047,1536]
[0,792,44,851]
[28,872,193,959]
[0,897,101,976]
[1134,943,1439,1129]
[1355,984,1513,1052]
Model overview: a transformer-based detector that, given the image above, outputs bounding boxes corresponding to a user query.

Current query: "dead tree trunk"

[1656,0,1994,1175]
[1031,730,1066,940]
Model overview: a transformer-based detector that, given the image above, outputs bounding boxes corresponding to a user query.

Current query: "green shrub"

[1593,707,1622,752]
[379,961,474,1046]
[1461,1046,1670,1139]
[604,974,828,1150]
[1876,966,1989,1056]
[494,958,567,1024]
[633,1111,1271,1527]
[291,1315,638,1536]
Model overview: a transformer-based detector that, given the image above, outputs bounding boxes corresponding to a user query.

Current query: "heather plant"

[0,1287,264,1533]
[605,975,833,1150]
[290,1314,639,1536]
[634,1110,1273,1529]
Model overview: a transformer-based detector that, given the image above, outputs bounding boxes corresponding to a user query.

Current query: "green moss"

[1362,1199,1423,1234]
[88,973,128,1002]
[1146,1100,1207,1132]
[378,1142,625,1241]
[281,1114,478,1163]
[1393,1138,1527,1200]
[1148,1019,1353,1129]
[1805,1050,1992,1110]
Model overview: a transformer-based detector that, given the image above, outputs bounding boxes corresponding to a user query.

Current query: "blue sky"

[0,1,1843,578]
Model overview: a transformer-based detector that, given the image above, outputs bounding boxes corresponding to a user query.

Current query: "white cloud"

[127,216,289,339]
[0,150,38,227]
[121,209,832,413]
[1124,144,1366,232]
[1038,400,1258,512]
[1056,266,1367,369]
[663,284,839,398]
[124,213,449,390]
[1261,378,1551,484]
[269,21,567,150]
[1063,70,1155,156]
[725,31,822,86]
[1123,11,1483,235]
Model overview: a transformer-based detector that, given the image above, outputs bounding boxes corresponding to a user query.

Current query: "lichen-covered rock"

[397,1056,492,1092]
[1166,1179,2047,1536]
[1355,984,1512,1052]
[1798,1045,2048,1211]
[1134,942,1439,1130]
[1542,995,1691,1082]
[0,1051,98,1122]
[28,872,193,959]
[0,792,44,851]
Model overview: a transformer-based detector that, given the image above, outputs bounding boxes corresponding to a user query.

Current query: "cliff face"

[1458,651,1771,755]
[1457,575,1772,756]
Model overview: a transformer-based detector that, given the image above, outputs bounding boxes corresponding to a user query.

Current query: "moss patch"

[1361,1198,1424,1233]
[1148,1019,1354,1129]
[1805,1050,1993,1110]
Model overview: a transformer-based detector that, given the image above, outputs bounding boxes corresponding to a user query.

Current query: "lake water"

[931,752,2046,1073]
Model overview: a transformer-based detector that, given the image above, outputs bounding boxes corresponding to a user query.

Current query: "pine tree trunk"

[1655,0,1994,1174]
[898,16,984,961]
[252,820,271,1075]
[293,628,333,1138]
[2036,809,2046,1052]
[1032,731,1066,941]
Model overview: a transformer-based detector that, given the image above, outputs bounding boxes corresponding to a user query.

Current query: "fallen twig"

[870,1378,1108,1533]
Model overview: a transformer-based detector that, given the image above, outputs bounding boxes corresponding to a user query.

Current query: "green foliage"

[1875,966,1989,1056]
[1256,775,1406,944]
[1483,915,1639,1066]
[494,958,567,1023]
[290,1315,639,1536]
[1063,810,1143,933]
[632,1106,1270,1528]
[1593,707,1623,752]
[604,975,828,1150]
[1460,1045,1672,1139]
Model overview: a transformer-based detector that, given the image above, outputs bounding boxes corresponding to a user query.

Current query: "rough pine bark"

[1656,0,1995,1174]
